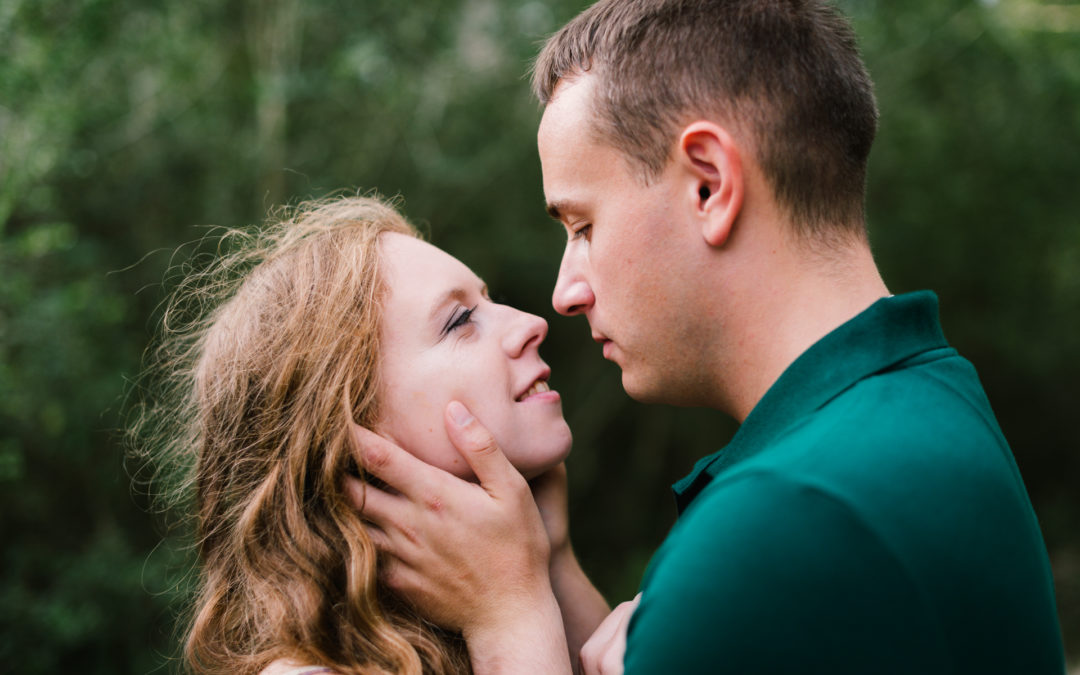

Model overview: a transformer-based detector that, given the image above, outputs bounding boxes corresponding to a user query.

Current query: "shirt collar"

[672,290,949,514]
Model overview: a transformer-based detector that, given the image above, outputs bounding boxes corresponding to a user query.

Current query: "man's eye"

[572,223,592,240]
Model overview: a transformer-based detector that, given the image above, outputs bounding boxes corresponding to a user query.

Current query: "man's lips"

[593,333,614,360]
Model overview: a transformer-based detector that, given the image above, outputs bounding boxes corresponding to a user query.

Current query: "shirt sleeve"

[623,471,950,674]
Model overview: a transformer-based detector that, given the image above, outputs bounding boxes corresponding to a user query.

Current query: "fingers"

[604,595,640,670]
[347,422,435,499]
[343,475,402,527]
[444,401,520,490]
[580,594,641,675]
[366,524,392,551]
[343,474,368,512]
[343,474,404,558]
[581,605,625,663]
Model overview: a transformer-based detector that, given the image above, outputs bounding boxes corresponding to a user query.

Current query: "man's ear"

[677,122,744,247]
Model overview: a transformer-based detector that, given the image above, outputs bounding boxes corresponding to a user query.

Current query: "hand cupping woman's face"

[374,233,572,480]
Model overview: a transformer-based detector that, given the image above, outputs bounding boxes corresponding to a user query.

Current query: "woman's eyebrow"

[430,288,469,325]
[429,279,488,326]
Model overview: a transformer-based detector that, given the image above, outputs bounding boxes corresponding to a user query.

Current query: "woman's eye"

[446,306,476,333]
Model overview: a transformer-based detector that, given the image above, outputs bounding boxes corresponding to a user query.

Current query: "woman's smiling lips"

[517,379,560,403]
[515,368,558,402]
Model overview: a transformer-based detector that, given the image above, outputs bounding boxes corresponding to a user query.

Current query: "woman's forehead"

[379,233,484,310]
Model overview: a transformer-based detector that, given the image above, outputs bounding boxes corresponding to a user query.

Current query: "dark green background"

[2,0,1078,671]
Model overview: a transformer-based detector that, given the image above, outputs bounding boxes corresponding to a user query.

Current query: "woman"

[135,195,585,674]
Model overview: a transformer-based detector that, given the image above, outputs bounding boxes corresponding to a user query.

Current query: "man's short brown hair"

[532,0,879,237]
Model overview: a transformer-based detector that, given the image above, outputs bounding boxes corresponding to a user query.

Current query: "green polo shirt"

[624,292,1064,674]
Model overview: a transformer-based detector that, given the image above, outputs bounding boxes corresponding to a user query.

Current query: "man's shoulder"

[778,346,1010,470]
[824,345,996,433]
[720,350,1027,547]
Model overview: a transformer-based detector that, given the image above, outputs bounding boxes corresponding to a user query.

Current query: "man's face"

[538,75,713,405]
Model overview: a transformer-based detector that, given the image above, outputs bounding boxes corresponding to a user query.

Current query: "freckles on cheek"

[404,389,440,435]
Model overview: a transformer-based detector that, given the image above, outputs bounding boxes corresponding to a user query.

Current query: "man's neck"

[715,234,890,422]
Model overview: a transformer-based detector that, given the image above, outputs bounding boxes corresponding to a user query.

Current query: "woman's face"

[375,233,572,480]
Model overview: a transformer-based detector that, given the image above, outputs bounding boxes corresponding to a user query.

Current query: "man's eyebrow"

[545,199,585,221]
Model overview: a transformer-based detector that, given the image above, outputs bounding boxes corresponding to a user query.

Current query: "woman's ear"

[677,122,744,247]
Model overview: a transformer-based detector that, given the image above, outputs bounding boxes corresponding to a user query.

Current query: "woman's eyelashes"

[572,223,592,240]
[442,305,477,336]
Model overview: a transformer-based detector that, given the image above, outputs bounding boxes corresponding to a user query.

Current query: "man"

[350,0,1065,672]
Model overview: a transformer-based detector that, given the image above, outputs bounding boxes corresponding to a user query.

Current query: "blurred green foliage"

[1,0,1078,671]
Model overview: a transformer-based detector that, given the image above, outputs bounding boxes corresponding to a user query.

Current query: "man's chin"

[621,370,661,404]
[621,371,703,407]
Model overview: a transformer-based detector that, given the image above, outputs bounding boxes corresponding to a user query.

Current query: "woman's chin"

[515,434,573,480]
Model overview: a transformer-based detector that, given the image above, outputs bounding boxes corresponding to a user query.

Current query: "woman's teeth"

[518,380,550,401]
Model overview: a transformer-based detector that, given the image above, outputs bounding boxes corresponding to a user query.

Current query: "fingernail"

[448,400,474,427]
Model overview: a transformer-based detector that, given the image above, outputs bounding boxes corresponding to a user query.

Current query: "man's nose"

[552,245,594,316]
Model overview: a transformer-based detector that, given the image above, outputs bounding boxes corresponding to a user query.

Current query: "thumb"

[444,400,518,489]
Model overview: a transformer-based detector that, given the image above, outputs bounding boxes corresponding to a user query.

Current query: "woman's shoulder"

[259,659,338,675]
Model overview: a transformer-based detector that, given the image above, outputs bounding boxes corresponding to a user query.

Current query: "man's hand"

[345,400,571,673]
[579,594,642,675]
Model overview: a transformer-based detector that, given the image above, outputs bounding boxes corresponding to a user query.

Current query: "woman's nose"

[503,309,548,358]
